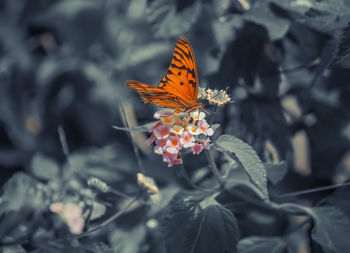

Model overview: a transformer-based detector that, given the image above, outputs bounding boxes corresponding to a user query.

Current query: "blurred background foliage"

[1,0,350,252]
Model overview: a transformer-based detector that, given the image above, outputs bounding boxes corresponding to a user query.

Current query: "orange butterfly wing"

[158,37,199,104]
[127,37,201,112]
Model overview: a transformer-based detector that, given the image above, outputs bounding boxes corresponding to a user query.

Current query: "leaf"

[91,243,113,253]
[67,146,137,182]
[329,22,350,68]
[1,245,27,253]
[30,153,60,180]
[214,134,269,199]
[0,172,44,214]
[264,161,288,185]
[326,185,350,219]
[243,1,290,41]
[162,191,239,253]
[34,0,105,54]
[307,207,350,253]
[237,236,286,253]
[296,0,350,34]
[146,0,201,38]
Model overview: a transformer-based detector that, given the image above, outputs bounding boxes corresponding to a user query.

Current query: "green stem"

[179,164,219,193]
[204,149,224,187]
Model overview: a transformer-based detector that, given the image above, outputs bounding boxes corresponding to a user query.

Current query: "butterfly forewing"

[127,38,202,112]
[159,38,199,103]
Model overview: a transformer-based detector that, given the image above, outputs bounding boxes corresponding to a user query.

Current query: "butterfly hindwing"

[127,80,191,109]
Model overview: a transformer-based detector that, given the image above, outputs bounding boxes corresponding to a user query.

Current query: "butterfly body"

[127,38,203,113]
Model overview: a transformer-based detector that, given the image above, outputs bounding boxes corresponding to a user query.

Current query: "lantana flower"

[146,110,214,166]
[153,124,170,139]
[50,202,85,234]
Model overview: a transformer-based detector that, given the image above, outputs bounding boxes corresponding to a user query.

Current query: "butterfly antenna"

[203,108,211,115]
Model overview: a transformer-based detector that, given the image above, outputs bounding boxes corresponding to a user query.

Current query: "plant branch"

[204,149,224,188]
[178,164,219,193]
[273,181,350,199]
[75,197,138,239]
[119,102,146,174]
[58,126,70,157]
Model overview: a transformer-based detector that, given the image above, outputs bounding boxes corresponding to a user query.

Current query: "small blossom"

[191,143,204,155]
[202,138,211,150]
[198,120,214,136]
[156,138,167,148]
[154,138,168,154]
[67,217,85,234]
[168,158,183,167]
[148,121,162,132]
[190,111,205,121]
[161,116,175,125]
[62,203,82,218]
[146,133,156,145]
[154,111,173,119]
[153,124,170,139]
[162,151,177,162]
[170,125,184,135]
[154,145,163,154]
[166,136,181,154]
[187,124,202,135]
[180,131,195,148]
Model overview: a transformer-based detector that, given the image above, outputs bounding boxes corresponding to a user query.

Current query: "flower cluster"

[146,110,213,167]
[198,88,231,107]
[50,202,85,234]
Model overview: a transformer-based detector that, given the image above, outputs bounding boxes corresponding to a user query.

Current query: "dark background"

[1,0,350,252]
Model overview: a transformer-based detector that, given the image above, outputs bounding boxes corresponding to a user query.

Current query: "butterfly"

[127,37,204,113]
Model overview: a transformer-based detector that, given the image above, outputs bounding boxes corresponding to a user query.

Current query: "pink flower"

[180,131,195,148]
[62,203,82,218]
[191,143,204,155]
[190,111,205,121]
[187,124,202,136]
[148,121,162,132]
[162,151,177,162]
[154,146,163,154]
[202,138,211,150]
[146,133,156,145]
[166,136,181,154]
[50,202,85,235]
[170,125,184,135]
[198,120,214,136]
[168,158,183,167]
[67,216,85,235]
[154,138,168,154]
[50,203,64,213]
[156,138,167,148]
[154,111,173,119]
[161,116,175,125]
[153,124,170,139]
